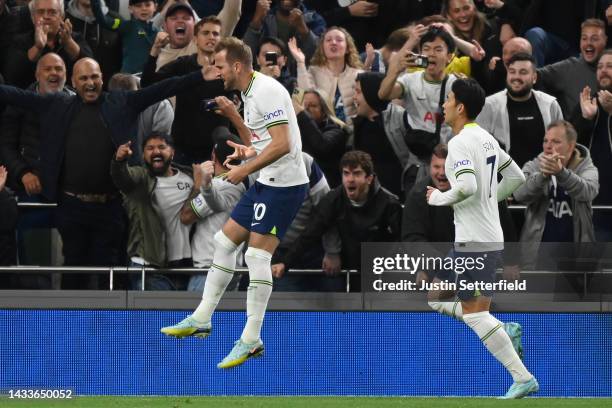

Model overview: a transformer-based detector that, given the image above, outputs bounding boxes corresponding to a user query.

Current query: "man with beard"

[484,36,532,94]
[571,49,612,241]
[243,0,326,65]
[537,19,607,117]
[0,56,212,288]
[477,53,563,168]
[112,134,194,290]
[142,16,232,164]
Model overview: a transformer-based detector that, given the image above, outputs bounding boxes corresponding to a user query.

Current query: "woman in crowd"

[442,0,502,84]
[293,88,348,187]
[289,26,363,125]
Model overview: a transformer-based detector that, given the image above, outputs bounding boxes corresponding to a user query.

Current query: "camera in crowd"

[411,53,429,68]
[265,51,279,66]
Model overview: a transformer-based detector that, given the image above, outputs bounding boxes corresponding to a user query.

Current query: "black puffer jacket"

[0,83,74,191]
[281,177,402,271]
[0,187,18,265]
[297,111,347,188]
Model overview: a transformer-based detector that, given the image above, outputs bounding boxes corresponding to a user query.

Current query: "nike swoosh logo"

[251,223,260,226]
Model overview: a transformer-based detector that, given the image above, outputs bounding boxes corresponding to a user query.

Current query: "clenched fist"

[115,141,133,161]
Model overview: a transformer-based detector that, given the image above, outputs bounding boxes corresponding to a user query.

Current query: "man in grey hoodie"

[513,120,599,268]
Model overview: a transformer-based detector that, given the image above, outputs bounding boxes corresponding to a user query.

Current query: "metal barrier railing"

[0,266,357,293]
[15,202,612,210]
[1,266,610,295]
[9,202,612,294]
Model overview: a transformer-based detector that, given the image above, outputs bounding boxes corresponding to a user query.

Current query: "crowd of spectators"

[1,0,611,291]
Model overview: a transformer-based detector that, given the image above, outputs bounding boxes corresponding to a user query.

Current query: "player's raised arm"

[214,96,253,148]
[497,149,526,202]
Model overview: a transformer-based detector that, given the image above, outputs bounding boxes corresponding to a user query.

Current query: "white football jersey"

[152,170,193,262]
[242,72,309,187]
[397,71,457,143]
[446,123,514,248]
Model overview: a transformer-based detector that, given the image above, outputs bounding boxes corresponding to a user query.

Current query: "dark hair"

[418,14,449,27]
[340,150,374,176]
[547,120,577,143]
[432,143,448,159]
[194,16,222,35]
[215,37,253,67]
[257,36,287,57]
[507,52,536,69]
[419,26,456,54]
[142,133,173,150]
[108,73,139,91]
[211,127,241,166]
[451,78,485,120]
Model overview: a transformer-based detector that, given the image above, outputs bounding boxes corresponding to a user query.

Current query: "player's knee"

[244,247,273,279]
[214,230,238,252]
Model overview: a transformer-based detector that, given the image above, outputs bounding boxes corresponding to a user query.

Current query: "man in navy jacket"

[0,57,212,287]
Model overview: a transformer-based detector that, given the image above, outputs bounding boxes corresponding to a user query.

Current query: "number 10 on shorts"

[253,203,267,221]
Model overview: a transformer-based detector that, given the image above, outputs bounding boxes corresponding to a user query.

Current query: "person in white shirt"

[378,26,458,149]
[112,133,194,290]
[426,78,538,400]
[180,132,247,292]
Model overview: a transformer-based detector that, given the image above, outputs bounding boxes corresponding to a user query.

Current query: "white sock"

[463,311,532,383]
[191,231,237,323]
[428,299,463,321]
[241,247,273,344]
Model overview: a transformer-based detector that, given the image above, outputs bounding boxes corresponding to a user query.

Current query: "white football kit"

[241,72,308,187]
[429,122,525,250]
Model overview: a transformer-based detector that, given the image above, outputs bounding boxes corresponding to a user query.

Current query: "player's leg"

[217,182,307,369]
[161,191,254,338]
[427,265,462,320]
[427,260,523,354]
[191,219,249,321]
[241,232,279,344]
[216,232,277,369]
[459,251,538,399]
